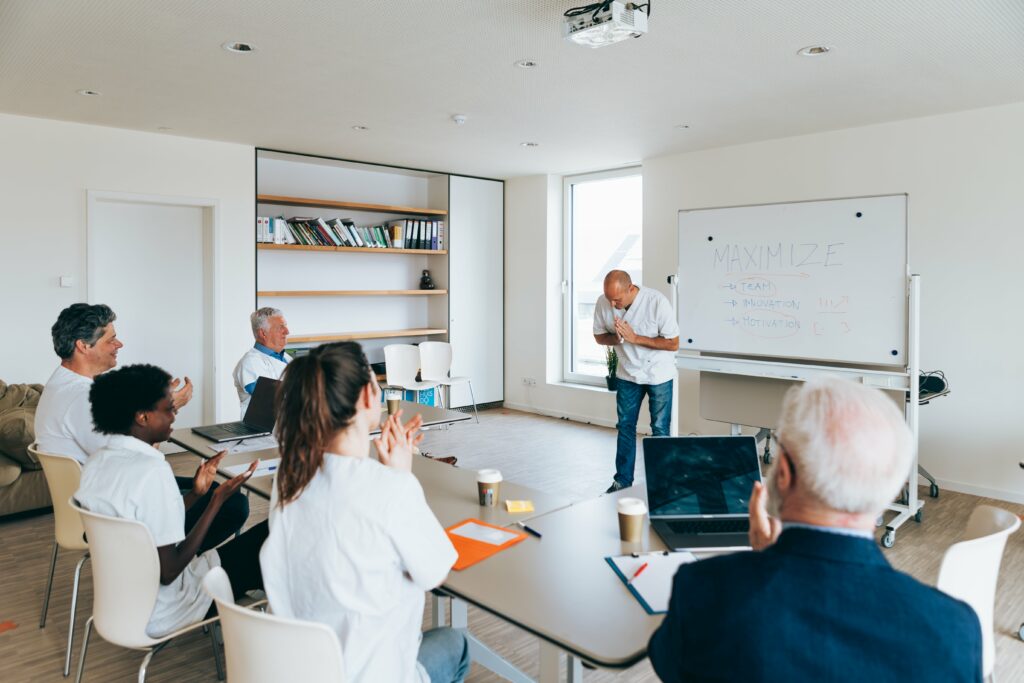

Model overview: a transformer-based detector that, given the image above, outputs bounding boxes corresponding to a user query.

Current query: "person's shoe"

[605,480,627,494]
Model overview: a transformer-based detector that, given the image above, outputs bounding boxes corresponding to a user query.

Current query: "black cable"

[564,1,651,20]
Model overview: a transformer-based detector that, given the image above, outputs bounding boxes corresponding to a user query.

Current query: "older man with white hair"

[648,377,982,682]
[232,307,290,417]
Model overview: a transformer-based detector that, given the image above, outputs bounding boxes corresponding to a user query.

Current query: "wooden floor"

[2,407,1023,682]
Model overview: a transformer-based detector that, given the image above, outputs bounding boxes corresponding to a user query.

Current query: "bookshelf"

[256,149,504,408]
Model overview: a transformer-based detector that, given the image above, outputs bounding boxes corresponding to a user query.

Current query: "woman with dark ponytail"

[259,342,468,683]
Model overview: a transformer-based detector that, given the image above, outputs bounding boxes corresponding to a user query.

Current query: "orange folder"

[446,518,527,570]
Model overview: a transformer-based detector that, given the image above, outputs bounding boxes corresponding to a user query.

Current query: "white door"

[88,195,213,428]
[448,176,503,407]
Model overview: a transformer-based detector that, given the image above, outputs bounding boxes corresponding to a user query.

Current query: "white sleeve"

[134,465,187,548]
[233,353,262,395]
[69,387,112,457]
[592,296,613,335]
[658,292,680,339]
[389,474,457,591]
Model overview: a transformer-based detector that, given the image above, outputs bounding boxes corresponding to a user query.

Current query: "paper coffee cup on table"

[477,469,503,507]
[617,497,647,543]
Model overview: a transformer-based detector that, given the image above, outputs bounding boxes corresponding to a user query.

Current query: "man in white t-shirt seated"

[75,364,268,638]
[232,307,290,418]
[34,303,192,464]
[593,271,680,493]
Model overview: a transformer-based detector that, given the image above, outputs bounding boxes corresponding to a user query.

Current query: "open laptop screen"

[243,376,280,431]
[643,436,761,517]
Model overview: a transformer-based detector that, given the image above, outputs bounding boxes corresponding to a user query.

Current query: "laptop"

[643,435,762,551]
[191,376,279,442]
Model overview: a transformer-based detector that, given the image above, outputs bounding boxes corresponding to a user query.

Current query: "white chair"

[936,505,1020,681]
[70,500,224,683]
[202,567,345,682]
[419,341,479,423]
[384,344,439,404]
[32,445,89,677]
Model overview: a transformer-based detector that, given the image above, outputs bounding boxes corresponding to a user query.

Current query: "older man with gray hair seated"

[648,377,982,682]
[232,307,290,417]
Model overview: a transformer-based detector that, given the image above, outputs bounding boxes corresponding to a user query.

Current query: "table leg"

[450,597,468,628]
[538,642,561,683]
[431,593,448,628]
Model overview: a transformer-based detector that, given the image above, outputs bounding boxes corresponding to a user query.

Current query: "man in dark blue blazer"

[648,378,982,682]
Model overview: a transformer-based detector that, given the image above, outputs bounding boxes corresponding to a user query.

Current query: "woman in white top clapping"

[259,342,468,683]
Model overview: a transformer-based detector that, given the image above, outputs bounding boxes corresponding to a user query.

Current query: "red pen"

[627,562,649,584]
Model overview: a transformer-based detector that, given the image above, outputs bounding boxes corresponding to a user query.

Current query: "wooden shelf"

[259,289,447,297]
[258,194,447,216]
[257,244,447,255]
[288,328,448,343]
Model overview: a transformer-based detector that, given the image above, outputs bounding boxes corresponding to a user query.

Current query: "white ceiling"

[1,0,1021,179]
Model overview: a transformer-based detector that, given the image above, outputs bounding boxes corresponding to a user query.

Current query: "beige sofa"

[0,380,51,516]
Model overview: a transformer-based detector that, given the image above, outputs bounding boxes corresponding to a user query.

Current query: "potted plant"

[605,347,618,391]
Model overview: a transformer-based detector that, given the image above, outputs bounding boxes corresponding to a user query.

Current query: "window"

[563,168,642,385]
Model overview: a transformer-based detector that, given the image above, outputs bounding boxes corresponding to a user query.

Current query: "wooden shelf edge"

[257,244,447,255]
[289,329,448,343]
[259,290,448,297]
[258,194,447,216]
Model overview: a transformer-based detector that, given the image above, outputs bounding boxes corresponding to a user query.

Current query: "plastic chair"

[936,505,1020,681]
[202,567,345,682]
[384,344,439,403]
[70,500,224,683]
[419,341,479,423]
[32,445,89,677]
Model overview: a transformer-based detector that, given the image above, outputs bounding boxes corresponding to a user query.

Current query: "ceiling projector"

[563,1,649,48]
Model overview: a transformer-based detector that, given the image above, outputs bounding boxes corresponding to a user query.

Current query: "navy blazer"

[648,528,982,682]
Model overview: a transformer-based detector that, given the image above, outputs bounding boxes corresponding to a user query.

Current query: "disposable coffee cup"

[477,469,503,507]
[385,388,402,416]
[617,497,647,543]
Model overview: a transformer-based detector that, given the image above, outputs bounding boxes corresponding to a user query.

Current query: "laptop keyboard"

[220,423,256,435]
[667,519,750,535]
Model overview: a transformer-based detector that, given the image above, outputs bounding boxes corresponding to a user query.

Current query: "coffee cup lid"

[476,469,503,483]
[617,497,648,515]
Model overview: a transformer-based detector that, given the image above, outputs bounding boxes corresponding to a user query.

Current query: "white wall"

[507,101,1024,502]
[0,113,254,421]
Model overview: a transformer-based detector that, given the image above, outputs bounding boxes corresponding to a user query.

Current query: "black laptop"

[191,376,279,442]
[643,435,762,551]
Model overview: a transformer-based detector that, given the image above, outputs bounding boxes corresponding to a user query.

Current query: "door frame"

[86,190,221,424]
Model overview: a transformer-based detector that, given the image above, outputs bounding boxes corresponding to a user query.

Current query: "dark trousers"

[175,476,250,552]
[614,378,673,487]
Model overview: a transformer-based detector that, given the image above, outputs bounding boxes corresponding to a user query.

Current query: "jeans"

[176,476,250,552]
[614,378,673,487]
[418,627,471,683]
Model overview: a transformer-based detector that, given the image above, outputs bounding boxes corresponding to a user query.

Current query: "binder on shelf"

[431,221,439,250]
[438,220,445,250]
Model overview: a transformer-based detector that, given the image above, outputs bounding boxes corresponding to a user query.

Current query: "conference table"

[170,402,670,682]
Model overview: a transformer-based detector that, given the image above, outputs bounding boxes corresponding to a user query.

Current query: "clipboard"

[606,551,697,614]
[445,518,527,570]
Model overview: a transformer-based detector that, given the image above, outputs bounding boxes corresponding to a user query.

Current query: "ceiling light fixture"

[514,59,539,69]
[520,142,539,148]
[76,89,101,97]
[564,1,649,49]
[222,41,256,54]
[674,124,690,129]
[352,125,369,132]
[451,114,467,126]
[797,45,832,57]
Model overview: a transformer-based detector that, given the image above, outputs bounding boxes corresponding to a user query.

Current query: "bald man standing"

[594,271,680,493]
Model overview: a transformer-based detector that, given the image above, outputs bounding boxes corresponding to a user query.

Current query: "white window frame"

[562,166,642,386]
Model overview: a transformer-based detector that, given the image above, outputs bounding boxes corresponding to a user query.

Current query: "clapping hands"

[375,411,424,473]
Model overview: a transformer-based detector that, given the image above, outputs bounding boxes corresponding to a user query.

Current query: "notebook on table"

[192,376,279,443]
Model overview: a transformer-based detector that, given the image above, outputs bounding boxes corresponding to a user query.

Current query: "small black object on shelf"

[419,269,436,290]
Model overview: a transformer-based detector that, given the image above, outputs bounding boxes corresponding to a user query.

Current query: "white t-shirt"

[593,286,680,385]
[260,454,457,683]
[34,366,110,464]
[75,435,219,638]
[232,346,290,417]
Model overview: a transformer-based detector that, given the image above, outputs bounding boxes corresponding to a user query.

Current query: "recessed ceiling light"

[520,142,539,148]
[222,41,256,54]
[797,45,832,57]
[674,124,690,130]
[76,89,101,97]
[514,59,539,69]
[352,125,369,132]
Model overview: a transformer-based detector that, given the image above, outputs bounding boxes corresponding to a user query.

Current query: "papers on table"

[446,519,528,570]
[206,435,278,454]
[606,551,697,614]
[223,458,280,479]
[450,521,520,546]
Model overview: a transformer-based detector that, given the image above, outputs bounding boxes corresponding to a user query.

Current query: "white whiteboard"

[678,195,908,366]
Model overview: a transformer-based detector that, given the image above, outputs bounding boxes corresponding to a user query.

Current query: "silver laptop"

[643,435,762,551]
[191,376,278,442]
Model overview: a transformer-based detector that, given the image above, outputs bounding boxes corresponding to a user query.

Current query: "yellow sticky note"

[505,500,535,513]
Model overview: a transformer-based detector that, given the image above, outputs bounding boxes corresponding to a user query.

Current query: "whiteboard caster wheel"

[881,530,895,548]
[1018,622,1024,641]
[762,452,772,465]
[929,483,939,498]
[914,509,923,523]
[898,488,909,506]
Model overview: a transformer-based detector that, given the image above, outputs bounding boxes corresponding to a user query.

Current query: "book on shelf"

[258,214,446,251]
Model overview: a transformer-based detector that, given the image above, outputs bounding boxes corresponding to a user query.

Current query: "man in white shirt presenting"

[593,271,679,492]
[232,307,290,417]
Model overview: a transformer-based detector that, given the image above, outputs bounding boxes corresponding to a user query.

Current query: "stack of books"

[257,216,445,250]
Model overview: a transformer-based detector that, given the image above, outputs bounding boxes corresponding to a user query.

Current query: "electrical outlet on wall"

[521,377,537,386]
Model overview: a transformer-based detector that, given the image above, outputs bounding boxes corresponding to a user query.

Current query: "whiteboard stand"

[678,274,923,548]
